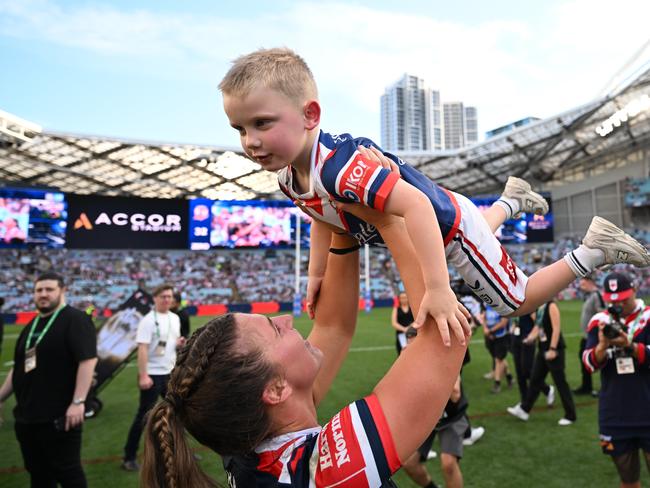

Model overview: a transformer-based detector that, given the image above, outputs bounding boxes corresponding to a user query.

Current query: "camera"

[603,305,624,340]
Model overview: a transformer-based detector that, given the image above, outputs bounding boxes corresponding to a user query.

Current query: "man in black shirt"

[171,291,191,339]
[0,272,97,487]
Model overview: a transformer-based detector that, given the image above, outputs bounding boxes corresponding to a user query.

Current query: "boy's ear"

[303,100,321,130]
[262,377,292,406]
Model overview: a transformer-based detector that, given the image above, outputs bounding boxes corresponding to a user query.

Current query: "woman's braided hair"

[141,313,278,487]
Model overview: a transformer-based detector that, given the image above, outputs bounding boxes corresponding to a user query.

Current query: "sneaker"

[583,216,650,268]
[507,403,529,421]
[121,459,140,472]
[503,176,549,218]
[558,418,574,426]
[490,384,501,394]
[463,426,486,446]
[483,371,494,380]
[426,450,437,460]
[546,385,555,407]
[591,390,599,398]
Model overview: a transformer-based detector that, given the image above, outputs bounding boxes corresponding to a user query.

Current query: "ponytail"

[141,399,218,488]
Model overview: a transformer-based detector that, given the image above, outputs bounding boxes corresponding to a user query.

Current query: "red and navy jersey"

[277,131,459,246]
[223,395,400,487]
[583,300,650,436]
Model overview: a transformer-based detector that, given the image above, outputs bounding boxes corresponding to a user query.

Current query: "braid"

[169,320,224,402]
[153,402,177,488]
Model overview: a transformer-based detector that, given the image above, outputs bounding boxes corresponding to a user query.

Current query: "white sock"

[494,197,520,220]
[564,245,605,278]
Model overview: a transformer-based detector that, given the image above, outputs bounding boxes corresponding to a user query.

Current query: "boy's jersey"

[223,395,400,487]
[583,300,650,436]
[277,131,460,246]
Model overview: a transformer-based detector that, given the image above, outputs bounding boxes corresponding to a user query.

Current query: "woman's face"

[399,293,409,306]
[235,313,322,391]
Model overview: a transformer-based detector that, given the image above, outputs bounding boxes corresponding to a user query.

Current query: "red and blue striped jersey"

[583,300,650,435]
[277,131,459,246]
[223,395,400,487]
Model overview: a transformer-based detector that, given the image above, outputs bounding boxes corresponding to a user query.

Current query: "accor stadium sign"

[74,211,182,232]
[65,194,189,249]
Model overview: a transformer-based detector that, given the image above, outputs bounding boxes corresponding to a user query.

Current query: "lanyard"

[153,310,171,340]
[625,308,644,341]
[25,306,64,352]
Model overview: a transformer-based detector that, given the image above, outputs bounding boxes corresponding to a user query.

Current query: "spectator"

[391,291,414,355]
[121,284,184,472]
[508,300,576,426]
[573,273,605,396]
[171,291,191,339]
[0,272,97,487]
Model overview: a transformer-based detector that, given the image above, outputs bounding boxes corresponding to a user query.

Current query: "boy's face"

[223,86,312,171]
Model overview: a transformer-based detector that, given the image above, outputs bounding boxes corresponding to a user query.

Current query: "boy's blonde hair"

[219,48,318,107]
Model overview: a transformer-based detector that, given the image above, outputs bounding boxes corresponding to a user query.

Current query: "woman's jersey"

[223,395,400,487]
[277,130,459,246]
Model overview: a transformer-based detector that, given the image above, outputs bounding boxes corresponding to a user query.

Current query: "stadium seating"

[1,232,648,315]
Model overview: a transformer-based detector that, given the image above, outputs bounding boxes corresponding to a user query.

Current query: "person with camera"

[0,272,97,487]
[583,272,650,488]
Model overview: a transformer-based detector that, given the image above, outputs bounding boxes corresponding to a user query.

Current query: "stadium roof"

[1,62,650,200]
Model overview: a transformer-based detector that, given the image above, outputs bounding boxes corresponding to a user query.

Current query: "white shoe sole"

[503,176,549,217]
[583,216,650,267]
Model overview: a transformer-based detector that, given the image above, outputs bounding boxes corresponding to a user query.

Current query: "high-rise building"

[381,74,477,152]
[443,102,479,150]
[380,74,442,152]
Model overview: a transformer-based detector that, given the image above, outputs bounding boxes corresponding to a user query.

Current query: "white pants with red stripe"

[445,191,528,315]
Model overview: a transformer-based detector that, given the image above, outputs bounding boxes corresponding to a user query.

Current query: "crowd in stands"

[1,229,648,314]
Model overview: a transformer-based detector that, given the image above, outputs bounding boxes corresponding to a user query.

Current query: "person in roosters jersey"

[139,197,468,487]
[582,272,650,487]
[219,47,650,341]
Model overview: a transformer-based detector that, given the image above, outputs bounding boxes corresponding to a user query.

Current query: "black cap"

[603,272,634,302]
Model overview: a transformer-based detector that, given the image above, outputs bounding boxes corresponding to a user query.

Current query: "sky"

[1,0,650,150]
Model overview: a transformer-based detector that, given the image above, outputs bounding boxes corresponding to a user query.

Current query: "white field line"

[0,332,585,376]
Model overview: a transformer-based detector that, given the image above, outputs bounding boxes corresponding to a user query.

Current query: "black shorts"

[600,433,650,457]
[492,336,509,360]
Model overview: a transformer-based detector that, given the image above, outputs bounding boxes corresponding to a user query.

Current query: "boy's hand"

[414,286,471,347]
[306,275,324,319]
[357,145,400,175]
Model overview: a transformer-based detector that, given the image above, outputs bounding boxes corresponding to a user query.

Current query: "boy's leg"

[517,217,650,315]
[482,177,550,233]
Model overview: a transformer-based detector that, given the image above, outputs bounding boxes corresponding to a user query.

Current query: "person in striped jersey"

[140,202,468,487]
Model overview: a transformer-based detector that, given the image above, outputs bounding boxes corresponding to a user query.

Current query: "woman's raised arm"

[308,231,361,407]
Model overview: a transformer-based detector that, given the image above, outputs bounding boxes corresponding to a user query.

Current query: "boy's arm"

[384,179,470,345]
[306,220,333,319]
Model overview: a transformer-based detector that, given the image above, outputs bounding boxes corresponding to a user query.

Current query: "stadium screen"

[471,192,554,244]
[0,187,67,248]
[624,177,650,207]
[189,199,312,250]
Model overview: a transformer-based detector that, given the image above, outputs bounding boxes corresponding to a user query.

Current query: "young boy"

[219,48,649,345]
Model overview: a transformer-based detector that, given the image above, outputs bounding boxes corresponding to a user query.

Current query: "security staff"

[0,272,97,487]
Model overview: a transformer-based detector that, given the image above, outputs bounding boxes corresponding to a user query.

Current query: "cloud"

[1,0,648,141]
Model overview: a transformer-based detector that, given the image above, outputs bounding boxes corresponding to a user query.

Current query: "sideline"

[0,332,587,374]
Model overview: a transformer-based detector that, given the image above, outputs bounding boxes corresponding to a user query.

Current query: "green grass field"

[1,302,647,487]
